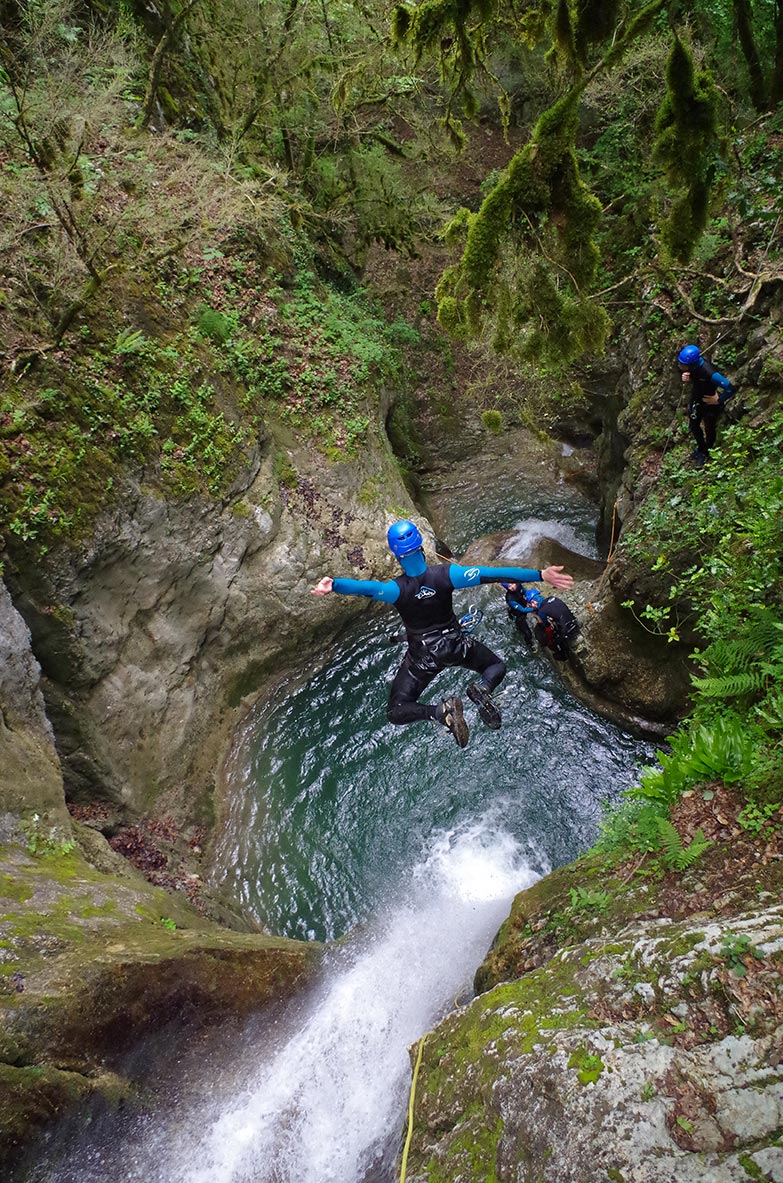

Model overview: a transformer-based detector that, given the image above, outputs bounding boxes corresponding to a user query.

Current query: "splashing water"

[501,516,600,559]
[183,820,537,1183]
[25,481,653,1183]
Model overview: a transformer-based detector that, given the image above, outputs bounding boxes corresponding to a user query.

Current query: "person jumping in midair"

[311,520,574,748]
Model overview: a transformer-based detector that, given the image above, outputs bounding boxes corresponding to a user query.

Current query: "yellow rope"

[399,1034,427,1183]
[594,499,618,599]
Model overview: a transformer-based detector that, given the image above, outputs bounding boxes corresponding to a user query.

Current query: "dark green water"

[216,463,643,943]
[421,459,601,559]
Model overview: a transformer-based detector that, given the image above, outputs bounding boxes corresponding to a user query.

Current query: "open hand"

[541,565,574,591]
[311,577,334,596]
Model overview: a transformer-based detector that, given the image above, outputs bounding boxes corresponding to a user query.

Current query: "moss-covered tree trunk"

[734,0,768,111]
[771,0,783,105]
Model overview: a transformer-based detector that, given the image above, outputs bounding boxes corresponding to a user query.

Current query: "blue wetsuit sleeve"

[332,577,400,603]
[712,371,732,389]
[449,563,542,588]
[507,596,533,614]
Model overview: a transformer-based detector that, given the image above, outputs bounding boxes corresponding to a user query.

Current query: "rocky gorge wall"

[402,785,783,1183]
[3,300,779,1173]
[0,419,411,1171]
[2,424,411,833]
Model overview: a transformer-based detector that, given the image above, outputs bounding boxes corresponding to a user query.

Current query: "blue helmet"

[524,588,543,608]
[387,520,424,559]
[678,344,701,366]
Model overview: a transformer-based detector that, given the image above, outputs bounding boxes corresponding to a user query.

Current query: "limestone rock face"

[0,580,68,828]
[403,842,783,1183]
[4,439,409,823]
[563,590,692,730]
[0,840,322,1170]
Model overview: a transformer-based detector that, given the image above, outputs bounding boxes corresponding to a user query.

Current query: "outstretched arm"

[449,563,574,591]
[310,576,400,603]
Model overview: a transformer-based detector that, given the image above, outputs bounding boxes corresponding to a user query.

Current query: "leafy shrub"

[195,307,238,345]
[481,409,504,434]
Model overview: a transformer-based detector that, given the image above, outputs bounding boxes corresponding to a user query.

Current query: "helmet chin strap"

[399,549,427,576]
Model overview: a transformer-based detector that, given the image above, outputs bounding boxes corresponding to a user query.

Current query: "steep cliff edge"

[3,432,408,831]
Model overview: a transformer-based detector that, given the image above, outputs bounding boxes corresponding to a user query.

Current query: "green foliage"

[568,885,610,913]
[481,409,503,433]
[602,399,783,866]
[595,796,664,858]
[737,800,780,837]
[719,932,761,978]
[652,38,721,263]
[630,747,689,808]
[22,814,76,858]
[656,818,713,870]
[196,308,238,345]
[631,716,761,808]
[435,88,609,365]
[113,328,147,356]
[681,717,760,785]
[597,715,759,865]
[568,1046,605,1085]
[621,408,783,643]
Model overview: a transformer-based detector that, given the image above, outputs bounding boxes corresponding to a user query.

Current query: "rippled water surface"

[217,600,649,943]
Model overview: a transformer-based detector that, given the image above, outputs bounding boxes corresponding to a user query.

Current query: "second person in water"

[311,520,574,748]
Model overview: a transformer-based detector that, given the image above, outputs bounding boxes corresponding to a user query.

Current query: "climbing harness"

[458,604,483,634]
[399,1034,428,1183]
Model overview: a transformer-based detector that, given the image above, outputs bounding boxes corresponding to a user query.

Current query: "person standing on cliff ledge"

[311,520,574,748]
[677,343,736,468]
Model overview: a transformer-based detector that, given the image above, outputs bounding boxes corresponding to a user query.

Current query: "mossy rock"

[0,1062,131,1168]
[0,841,323,1168]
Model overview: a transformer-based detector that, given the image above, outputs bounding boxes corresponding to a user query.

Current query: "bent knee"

[387,702,406,725]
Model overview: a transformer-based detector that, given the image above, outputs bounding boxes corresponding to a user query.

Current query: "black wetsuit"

[686,359,734,457]
[332,560,543,726]
[387,564,505,724]
[506,591,580,662]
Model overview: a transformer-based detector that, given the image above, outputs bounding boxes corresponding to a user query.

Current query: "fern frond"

[657,817,684,865]
[698,610,783,693]
[692,669,765,698]
[756,689,783,731]
[678,828,713,867]
[657,819,713,869]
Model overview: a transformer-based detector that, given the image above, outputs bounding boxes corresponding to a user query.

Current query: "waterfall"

[169,818,539,1183]
[41,817,540,1183]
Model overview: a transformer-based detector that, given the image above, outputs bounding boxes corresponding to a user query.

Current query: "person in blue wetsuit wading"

[677,343,735,467]
[504,583,582,662]
[311,520,574,748]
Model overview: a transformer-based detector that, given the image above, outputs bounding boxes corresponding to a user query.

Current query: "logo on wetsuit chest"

[415,586,436,599]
